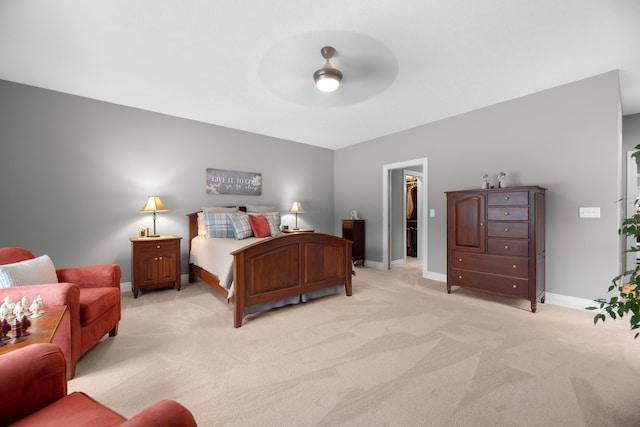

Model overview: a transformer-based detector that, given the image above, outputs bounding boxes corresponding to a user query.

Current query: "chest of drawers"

[445,186,546,312]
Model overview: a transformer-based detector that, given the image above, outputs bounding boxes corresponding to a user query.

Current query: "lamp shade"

[289,201,304,213]
[141,196,169,213]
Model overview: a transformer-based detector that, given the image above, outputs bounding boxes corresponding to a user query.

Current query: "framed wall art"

[205,168,262,195]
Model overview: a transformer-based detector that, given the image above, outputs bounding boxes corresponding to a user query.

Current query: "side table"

[129,235,182,298]
[0,305,67,355]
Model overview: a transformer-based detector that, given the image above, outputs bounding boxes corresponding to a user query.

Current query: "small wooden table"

[0,305,67,355]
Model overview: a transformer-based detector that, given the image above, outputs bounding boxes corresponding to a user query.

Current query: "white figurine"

[481,174,490,189]
[497,172,506,188]
[3,296,15,314]
[29,299,43,318]
[13,301,24,318]
[0,304,9,320]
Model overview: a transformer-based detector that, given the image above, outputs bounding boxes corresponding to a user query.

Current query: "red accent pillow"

[248,214,271,238]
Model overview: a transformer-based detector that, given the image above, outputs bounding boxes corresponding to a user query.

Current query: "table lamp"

[289,201,304,230]
[140,196,169,237]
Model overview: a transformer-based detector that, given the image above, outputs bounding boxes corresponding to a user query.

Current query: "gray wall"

[0,80,335,282]
[334,71,622,301]
[0,72,628,301]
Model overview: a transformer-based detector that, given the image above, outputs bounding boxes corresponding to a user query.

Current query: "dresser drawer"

[450,251,529,278]
[488,207,528,221]
[488,191,529,206]
[488,238,529,256]
[449,268,529,298]
[487,221,529,238]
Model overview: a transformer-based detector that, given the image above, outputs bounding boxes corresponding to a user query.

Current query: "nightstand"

[342,219,365,266]
[129,235,182,298]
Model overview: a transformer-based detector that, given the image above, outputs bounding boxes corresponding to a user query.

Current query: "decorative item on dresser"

[129,235,182,298]
[445,185,546,312]
[342,219,365,266]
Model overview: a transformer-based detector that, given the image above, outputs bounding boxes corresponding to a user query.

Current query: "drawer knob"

[504,211,509,216]
[504,196,510,200]
[512,264,517,269]
[504,245,509,250]
[480,222,484,227]
[458,258,462,262]
[154,257,158,261]
[159,256,163,260]
[504,227,510,232]
[156,245,161,249]
[512,284,517,289]
[458,275,462,279]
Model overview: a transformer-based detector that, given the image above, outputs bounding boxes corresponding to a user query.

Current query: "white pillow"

[197,212,206,236]
[0,255,59,288]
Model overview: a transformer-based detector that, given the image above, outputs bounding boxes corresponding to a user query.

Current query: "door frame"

[382,158,428,277]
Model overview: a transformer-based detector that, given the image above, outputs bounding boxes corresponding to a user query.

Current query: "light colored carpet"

[69,260,640,426]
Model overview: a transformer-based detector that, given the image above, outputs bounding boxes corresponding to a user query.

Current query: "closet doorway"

[382,158,428,278]
[405,171,421,260]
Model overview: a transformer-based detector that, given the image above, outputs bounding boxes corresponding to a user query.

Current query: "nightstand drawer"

[136,239,179,255]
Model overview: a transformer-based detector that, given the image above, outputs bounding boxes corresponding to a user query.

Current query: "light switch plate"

[579,207,600,218]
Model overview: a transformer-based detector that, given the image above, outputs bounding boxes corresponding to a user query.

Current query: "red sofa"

[0,343,197,426]
[0,247,121,379]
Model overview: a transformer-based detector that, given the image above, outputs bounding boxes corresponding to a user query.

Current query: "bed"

[187,209,353,327]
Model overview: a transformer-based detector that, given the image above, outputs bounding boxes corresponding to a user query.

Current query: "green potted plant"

[588,144,640,337]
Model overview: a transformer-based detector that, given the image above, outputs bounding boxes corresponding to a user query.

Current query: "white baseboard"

[425,271,446,282]
[544,292,594,311]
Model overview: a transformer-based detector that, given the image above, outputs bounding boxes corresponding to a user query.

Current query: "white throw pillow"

[0,255,59,288]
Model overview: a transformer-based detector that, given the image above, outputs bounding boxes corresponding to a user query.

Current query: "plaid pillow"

[227,214,253,240]
[203,212,235,238]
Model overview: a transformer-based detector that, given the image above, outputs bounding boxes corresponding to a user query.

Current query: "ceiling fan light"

[314,70,342,92]
[313,46,342,92]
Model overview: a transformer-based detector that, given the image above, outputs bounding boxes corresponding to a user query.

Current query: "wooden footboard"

[187,211,352,327]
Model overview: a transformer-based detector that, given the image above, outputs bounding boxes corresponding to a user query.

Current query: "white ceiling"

[1,1,640,150]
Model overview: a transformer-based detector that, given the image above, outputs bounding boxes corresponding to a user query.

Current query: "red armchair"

[0,343,197,426]
[0,247,121,379]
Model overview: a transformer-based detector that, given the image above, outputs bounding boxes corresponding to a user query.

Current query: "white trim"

[544,292,594,311]
[425,271,446,282]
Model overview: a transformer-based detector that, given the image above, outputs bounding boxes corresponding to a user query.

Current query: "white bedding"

[189,235,268,299]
